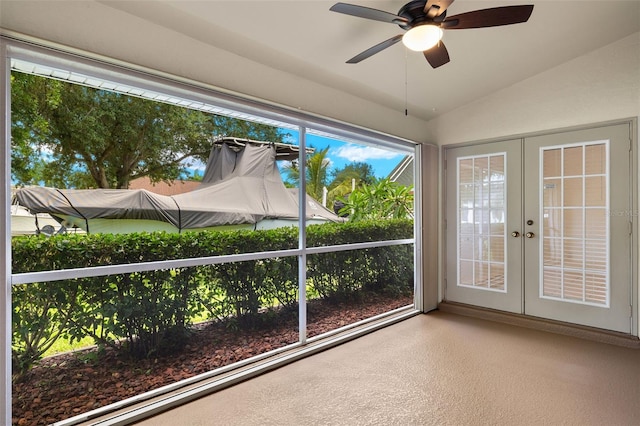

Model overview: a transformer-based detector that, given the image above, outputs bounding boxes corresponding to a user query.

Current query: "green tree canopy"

[326,161,377,206]
[10,72,286,189]
[328,161,376,190]
[10,73,62,185]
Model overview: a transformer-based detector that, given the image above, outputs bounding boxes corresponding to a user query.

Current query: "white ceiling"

[94,1,640,122]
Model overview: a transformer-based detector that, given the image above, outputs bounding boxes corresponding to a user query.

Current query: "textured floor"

[135,311,640,426]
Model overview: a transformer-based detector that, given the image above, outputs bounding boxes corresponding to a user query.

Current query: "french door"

[444,123,634,333]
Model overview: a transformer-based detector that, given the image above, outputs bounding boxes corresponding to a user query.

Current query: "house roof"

[128,177,200,196]
[388,156,414,188]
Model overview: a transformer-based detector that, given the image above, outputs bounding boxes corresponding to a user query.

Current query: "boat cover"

[15,143,341,230]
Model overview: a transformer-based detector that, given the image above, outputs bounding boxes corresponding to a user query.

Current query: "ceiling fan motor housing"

[397,0,446,30]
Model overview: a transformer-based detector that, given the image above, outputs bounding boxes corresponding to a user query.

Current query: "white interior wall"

[426,32,640,146]
[428,32,640,335]
[0,0,429,143]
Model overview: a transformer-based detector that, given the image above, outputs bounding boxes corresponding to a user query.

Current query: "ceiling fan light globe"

[402,25,443,52]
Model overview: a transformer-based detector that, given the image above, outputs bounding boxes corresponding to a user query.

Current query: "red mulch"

[12,293,413,425]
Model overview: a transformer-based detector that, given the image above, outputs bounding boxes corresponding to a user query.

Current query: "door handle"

[511,231,520,237]
[525,232,535,238]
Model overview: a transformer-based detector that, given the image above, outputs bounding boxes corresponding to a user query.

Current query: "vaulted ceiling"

[99,1,640,122]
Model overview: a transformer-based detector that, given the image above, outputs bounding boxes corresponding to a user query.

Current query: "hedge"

[11,219,413,373]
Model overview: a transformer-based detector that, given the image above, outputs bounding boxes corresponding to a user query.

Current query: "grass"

[41,287,318,358]
[44,335,95,357]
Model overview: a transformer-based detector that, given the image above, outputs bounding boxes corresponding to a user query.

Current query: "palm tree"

[305,147,330,201]
[281,146,330,201]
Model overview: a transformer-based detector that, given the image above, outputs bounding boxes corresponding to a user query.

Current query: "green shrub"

[306,219,414,300]
[12,280,77,375]
[11,219,413,371]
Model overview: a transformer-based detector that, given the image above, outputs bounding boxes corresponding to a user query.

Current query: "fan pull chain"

[404,48,408,116]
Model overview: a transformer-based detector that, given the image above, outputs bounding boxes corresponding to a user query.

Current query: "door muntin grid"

[540,140,610,307]
[457,153,507,292]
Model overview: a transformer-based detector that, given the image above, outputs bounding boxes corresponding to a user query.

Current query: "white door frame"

[441,119,638,336]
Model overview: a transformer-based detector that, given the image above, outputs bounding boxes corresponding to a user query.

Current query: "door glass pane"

[586,209,607,239]
[489,237,505,262]
[543,179,562,207]
[585,272,608,304]
[563,209,583,238]
[563,146,583,176]
[489,264,505,290]
[457,154,506,292]
[563,178,583,206]
[542,269,563,298]
[543,149,562,177]
[585,176,606,206]
[543,238,562,266]
[540,142,609,306]
[459,159,474,183]
[585,239,607,271]
[563,239,583,269]
[542,209,561,237]
[585,144,606,175]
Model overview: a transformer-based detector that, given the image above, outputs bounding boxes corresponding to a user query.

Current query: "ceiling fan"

[330,0,534,68]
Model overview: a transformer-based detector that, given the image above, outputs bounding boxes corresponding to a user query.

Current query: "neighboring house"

[387,155,414,188]
[128,176,201,196]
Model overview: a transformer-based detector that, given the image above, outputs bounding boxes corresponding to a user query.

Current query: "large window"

[3,42,419,424]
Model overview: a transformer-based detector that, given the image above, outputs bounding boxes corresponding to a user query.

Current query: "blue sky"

[285,132,407,179]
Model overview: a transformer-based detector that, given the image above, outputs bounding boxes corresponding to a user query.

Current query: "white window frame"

[1,36,422,424]
[455,153,508,293]
[538,140,611,307]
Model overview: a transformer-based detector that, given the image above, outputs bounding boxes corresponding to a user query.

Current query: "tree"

[326,161,377,207]
[281,146,330,201]
[10,72,286,189]
[329,161,376,190]
[339,178,414,221]
[10,72,62,185]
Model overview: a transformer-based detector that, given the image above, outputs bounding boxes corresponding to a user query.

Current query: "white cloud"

[332,144,400,162]
[279,160,293,170]
[181,157,207,171]
[324,158,333,169]
[189,159,207,171]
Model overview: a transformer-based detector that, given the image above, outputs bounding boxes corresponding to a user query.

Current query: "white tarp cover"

[16,143,341,230]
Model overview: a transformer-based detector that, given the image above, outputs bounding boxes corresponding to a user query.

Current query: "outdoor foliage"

[326,161,376,204]
[340,178,414,221]
[11,220,413,374]
[10,71,287,189]
[283,152,381,209]
[281,146,331,201]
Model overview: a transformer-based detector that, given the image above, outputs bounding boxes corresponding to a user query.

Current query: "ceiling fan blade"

[424,42,450,68]
[330,3,408,25]
[443,5,534,29]
[424,0,454,19]
[346,34,404,63]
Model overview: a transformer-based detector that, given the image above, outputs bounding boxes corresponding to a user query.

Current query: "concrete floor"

[135,311,640,426]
